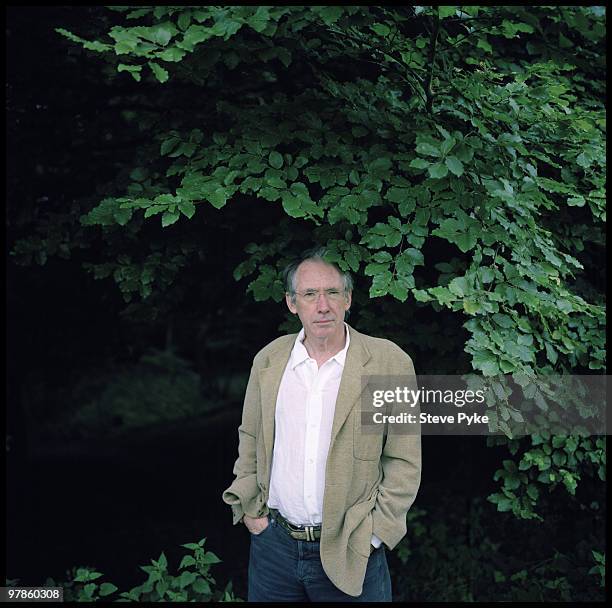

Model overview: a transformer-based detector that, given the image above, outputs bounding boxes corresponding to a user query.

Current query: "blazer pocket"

[353,412,382,461]
[347,509,374,558]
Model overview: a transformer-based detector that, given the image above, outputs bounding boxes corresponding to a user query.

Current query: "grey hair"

[283,246,353,304]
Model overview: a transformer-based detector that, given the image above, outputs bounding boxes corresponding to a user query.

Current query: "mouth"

[314,320,333,324]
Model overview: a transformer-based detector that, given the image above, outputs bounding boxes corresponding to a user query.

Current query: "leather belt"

[269,508,322,541]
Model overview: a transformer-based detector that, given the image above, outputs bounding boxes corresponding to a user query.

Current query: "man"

[222,247,421,601]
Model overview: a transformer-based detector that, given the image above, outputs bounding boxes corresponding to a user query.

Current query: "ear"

[344,290,352,311]
[286,292,297,314]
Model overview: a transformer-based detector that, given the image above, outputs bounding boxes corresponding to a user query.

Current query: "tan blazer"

[222,324,421,597]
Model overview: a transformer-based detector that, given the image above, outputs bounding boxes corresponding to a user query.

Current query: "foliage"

[10,6,606,514]
[588,550,605,588]
[7,538,242,602]
[487,433,605,520]
[392,497,605,602]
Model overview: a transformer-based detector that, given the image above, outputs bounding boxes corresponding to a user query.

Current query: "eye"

[304,290,317,297]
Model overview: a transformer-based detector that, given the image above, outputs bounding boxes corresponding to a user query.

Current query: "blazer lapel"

[259,339,294,470]
[329,326,371,447]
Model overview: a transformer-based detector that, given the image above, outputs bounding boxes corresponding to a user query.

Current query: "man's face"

[286,260,352,341]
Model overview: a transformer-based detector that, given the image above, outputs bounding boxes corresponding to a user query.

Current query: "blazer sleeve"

[371,350,422,549]
[221,358,266,525]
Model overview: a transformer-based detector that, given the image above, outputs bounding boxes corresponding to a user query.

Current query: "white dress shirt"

[267,323,382,549]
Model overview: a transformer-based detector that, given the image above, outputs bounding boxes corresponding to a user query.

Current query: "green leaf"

[448,276,469,297]
[416,142,440,157]
[148,61,169,83]
[404,247,424,266]
[148,23,176,46]
[473,351,500,376]
[445,156,464,176]
[439,6,456,18]
[113,207,133,226]
[207,188,230,209]
[159,46,186,62]
[99,583,118,597]
[428,162,448,179]
[318,6,344,25]
[477,37,493,53]
[55,28,112,53]
[576,152,591,168]
[160,137,180,156]
[144,205,165,218]
[389,279,408,302]
[117,63,142,81]
[432,218,478,253]
[177,11,192,31]
[201,552,222,564]
[369,270,392,297]
[495,496,513,512]
[386,187,409,203]
[269,151,283,169]
[281,192,305,218]
[463,299,480,314]
[371,23,391,37]
[179,571,197,589]
[399,198,416,216]
[162,211,179,227]
[567,195,585,207]
[193,578,211,595]
[454,143,474,162]
[345,250,360,272]
[178,200,196,218]
[545,342,558,365]
[409,158,430,169]
[157,551,168,570]
[440,136,457,156]
[372,251,392,263]
[480,267,495,283]
[180,25,211,50]
[179,555,197,569]
[276,47,292,67]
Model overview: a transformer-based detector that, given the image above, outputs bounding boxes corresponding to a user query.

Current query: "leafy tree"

[11,6,605,523]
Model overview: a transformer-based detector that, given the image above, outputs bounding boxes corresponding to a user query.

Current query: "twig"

[425,12,440,113]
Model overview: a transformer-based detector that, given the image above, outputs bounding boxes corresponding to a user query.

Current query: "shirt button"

[308,459,314,463]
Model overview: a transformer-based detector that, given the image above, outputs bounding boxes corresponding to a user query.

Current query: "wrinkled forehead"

[294,260,345,290]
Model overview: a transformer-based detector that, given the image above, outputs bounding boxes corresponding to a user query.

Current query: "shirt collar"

[289,322,351,370]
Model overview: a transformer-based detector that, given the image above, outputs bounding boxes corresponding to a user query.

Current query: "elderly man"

[222,247,421,602]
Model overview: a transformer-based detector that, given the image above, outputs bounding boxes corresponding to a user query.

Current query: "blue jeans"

[247,514,392,602]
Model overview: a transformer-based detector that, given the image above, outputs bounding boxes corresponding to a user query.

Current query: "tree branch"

[425,12,441,114]
[327,25,429,107]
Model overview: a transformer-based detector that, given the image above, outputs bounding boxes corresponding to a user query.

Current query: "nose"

[316,292,331,312]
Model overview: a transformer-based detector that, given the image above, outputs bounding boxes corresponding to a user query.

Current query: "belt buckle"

[304,525,315,541]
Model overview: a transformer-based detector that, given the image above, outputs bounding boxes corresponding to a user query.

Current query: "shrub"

[6,537,242,602]
[391,497,605,602]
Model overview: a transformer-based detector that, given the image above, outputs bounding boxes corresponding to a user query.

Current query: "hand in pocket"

[244,514,269,535]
